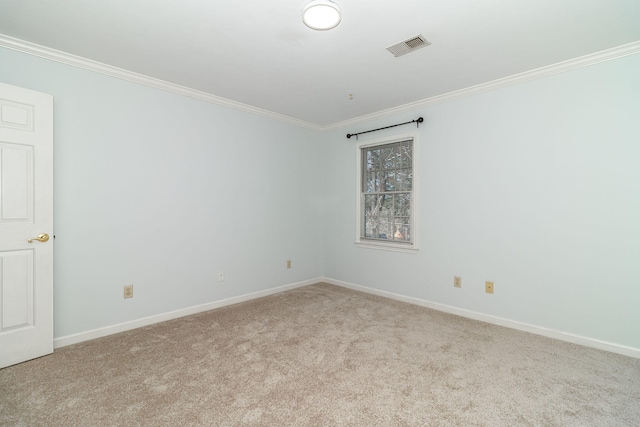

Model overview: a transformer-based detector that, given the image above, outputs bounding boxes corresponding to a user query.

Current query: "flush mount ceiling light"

[302,0,341,31]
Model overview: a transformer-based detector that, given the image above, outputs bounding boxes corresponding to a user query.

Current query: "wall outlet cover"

[124,285,133,299]
[485,281,494,294]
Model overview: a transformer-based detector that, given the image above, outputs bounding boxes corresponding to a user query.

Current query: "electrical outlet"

[485,281,494,294]
[286,260,291,269]
[124,285,133,299]
[454,276,461,288]
[217,271,225,282]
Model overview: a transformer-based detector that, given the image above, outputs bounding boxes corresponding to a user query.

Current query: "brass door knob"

[27,233,50,243]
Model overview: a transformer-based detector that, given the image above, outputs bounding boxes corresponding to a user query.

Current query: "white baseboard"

[55,276,640,359]
[322,277,640,359]
[54,277,321,349]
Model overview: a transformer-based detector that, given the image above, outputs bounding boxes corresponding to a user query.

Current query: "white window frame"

[355,132,419,253]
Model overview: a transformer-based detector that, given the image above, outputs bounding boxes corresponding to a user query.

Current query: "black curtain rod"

[346,117,424,139]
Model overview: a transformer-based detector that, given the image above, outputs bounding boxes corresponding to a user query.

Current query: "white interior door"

[0,82,53,369]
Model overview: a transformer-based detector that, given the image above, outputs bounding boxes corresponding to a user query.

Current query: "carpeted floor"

[1,283,639,426]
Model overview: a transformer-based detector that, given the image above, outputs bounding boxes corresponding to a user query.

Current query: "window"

[356,133,418,252]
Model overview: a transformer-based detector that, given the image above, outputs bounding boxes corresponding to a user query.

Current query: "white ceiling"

[1,0,639,127]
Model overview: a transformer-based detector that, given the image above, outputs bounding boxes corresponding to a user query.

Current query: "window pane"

[392,146,405,168]
[392,168,410,191]
[380,147,393,169]
[378,219,393,240]
[384,171,395,191]
[366,149,380,171]
[363,214,375,238]
[403,142,413,166]
[364,171,382,193]
[394,193,411,217]
[393,223,410,241]
[364,194,381,215]
[364,214,392,239]
[381,194,393,215]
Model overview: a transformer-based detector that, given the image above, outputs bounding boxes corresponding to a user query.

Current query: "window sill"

[355,241,419,254]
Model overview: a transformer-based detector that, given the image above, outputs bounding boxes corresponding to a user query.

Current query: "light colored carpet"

[1,283,639,426]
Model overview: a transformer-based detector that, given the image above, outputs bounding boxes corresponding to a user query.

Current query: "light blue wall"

[322,53,640,349]
[0,47,324,338]
[2,46,639,350]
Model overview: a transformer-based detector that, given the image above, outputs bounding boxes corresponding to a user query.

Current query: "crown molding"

[0,34,322,132]
[325,40,640,132]
[2,34,638,133]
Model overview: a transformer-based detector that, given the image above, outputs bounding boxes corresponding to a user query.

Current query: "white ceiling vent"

[386,34,431,57]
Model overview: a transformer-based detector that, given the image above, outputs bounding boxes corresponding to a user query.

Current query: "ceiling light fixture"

[302,0,342,31]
